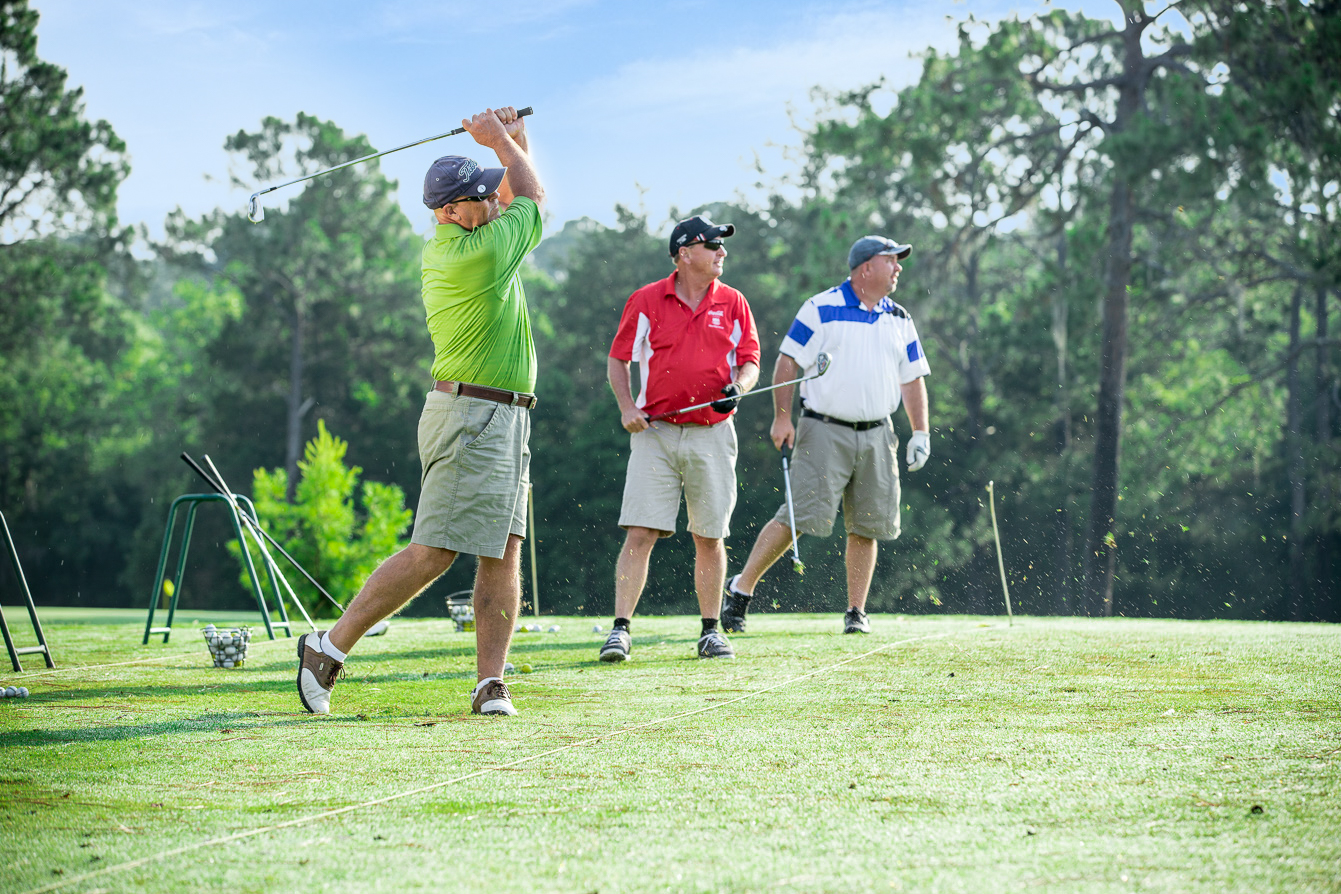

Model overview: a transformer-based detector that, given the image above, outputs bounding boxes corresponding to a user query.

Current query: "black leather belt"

[434,380,538,410]
[802,408,886,431]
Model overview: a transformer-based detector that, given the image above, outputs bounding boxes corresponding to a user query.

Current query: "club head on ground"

[247,194,264,223]
[791,556,806,575]
[814,352,832,376]
[364,620,390,637]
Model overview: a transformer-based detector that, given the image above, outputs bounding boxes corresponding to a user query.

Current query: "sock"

[729,574,752,597]
[614,617,631,631]
[319,632,347,662]
[701,618,718,635]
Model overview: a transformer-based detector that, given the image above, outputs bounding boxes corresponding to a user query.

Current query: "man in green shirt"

[294,106,545,718]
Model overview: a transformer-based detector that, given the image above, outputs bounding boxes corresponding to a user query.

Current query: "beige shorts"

[772,415,901,540]
[412,390,530,559]
[619,420,738,539]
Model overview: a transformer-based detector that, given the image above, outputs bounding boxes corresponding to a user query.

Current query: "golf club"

[246,106,534,223]
[649,351,832,421]
[986,480,1014,626]
[780,444,804,575]
[202,455,319,634]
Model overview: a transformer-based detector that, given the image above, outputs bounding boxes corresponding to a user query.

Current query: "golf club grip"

[178,453,344,612]
[781,444,792,462]
[448,106,534,136]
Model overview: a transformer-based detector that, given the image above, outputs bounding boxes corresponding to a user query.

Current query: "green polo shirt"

[421,195,543,393]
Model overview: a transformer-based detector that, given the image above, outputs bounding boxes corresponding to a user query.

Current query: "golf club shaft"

[203,455,319,633]
[179,453,345,612]
[987,481,1013,625]
[781,446,802,568]
[649,371,818,421]
[248,106,533,208]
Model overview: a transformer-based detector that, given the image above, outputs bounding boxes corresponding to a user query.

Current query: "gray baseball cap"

[848,235,912,269]
[423,155,507,209]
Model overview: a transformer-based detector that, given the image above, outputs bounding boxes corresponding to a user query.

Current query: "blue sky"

[33,0,1119,241]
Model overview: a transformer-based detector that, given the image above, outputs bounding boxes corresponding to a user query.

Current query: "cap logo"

[458,159,479,181]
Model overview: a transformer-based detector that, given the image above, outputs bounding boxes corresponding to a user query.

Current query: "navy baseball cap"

[848,235,911,269]
[669,215,735,257]
[423,155,507,209]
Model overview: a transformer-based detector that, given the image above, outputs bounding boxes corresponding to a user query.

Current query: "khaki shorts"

[412,390,530,559]
[772,415,901,540]
[619,420,738,539]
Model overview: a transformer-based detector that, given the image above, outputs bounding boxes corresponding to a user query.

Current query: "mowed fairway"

[1,612,1338,893]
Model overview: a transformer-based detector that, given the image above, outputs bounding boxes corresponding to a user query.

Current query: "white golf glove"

[906,430,931,472]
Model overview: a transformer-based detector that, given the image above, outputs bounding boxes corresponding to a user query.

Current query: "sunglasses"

[452,191,499,203]
[692,240,725,251]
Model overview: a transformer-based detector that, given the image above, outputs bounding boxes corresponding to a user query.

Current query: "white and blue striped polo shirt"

[780,279,930,423]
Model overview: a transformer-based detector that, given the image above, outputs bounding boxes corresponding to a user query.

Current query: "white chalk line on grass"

[20,623,994,894]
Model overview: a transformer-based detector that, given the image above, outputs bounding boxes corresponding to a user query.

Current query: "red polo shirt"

[609,272,761,426]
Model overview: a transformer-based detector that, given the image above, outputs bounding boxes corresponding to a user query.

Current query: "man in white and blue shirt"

[723,235,932,635]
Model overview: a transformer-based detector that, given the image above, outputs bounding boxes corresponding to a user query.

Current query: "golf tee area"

[2,611,1338,893]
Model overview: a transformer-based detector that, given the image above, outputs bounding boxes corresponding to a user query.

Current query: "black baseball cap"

[423,155,507,209]
[669,215,735,257]
[848,235,912,269]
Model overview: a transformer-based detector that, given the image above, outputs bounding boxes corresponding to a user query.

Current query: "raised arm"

[462,107,545,210]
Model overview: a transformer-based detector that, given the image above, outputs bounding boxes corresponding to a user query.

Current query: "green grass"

[1,610,1338,893]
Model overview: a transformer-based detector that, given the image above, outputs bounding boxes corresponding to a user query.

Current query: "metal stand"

[1,509,55,672]
[142,494,292,644]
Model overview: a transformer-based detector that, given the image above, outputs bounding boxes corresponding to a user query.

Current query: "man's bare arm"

[900,377,929,432]
[769,354,802,449]
[607,356,649,433]
[462,107,545,209]
[732,361,760,393]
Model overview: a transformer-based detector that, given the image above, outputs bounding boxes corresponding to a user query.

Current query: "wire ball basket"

[203,624,251,668]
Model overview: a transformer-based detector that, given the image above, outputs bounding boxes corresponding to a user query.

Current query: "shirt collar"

[841,278,894,314]
[664,271,724,307]
[436,222,470,239]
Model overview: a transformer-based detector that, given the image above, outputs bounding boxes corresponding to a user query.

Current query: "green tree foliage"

[229,420,412,619]
[0,0,127,241]
[161,113,428,506]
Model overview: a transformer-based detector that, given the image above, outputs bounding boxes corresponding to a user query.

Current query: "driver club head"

[247,194,265,223]
[814,352,832,376]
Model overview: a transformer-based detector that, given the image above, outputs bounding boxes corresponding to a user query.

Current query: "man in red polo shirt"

[601,215,761,662]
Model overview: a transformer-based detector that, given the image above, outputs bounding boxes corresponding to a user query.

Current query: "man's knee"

[403,542,456,576]
[623,526,662,551]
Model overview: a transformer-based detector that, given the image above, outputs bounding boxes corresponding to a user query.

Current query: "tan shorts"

[619,420,738,539]
[412,390,530,559]
[772,415,901,540]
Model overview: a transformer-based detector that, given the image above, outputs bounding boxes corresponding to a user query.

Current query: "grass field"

[1,609,1338,893]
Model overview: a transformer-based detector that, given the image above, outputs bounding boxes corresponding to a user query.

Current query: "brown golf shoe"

[471,678,518,716]
[296,631,343,714]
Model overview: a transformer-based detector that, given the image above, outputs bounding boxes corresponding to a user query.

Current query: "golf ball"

[504,662,516,674]
[592,624,603,633]
[514,624,525,633]
[546,625,560,633]
[519,664,533,674]
[223,660,234,668]
[4,686,16,697]
[528,624,541,633]
[17,687,28,698]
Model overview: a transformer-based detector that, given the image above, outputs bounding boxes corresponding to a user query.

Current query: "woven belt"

[433,380,538,410]
[802,408,886,431]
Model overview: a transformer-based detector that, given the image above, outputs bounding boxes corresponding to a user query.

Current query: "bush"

[229,420,412,618]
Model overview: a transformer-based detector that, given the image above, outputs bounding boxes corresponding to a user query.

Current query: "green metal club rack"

[1,509,55,672]
[142,493,293,644]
